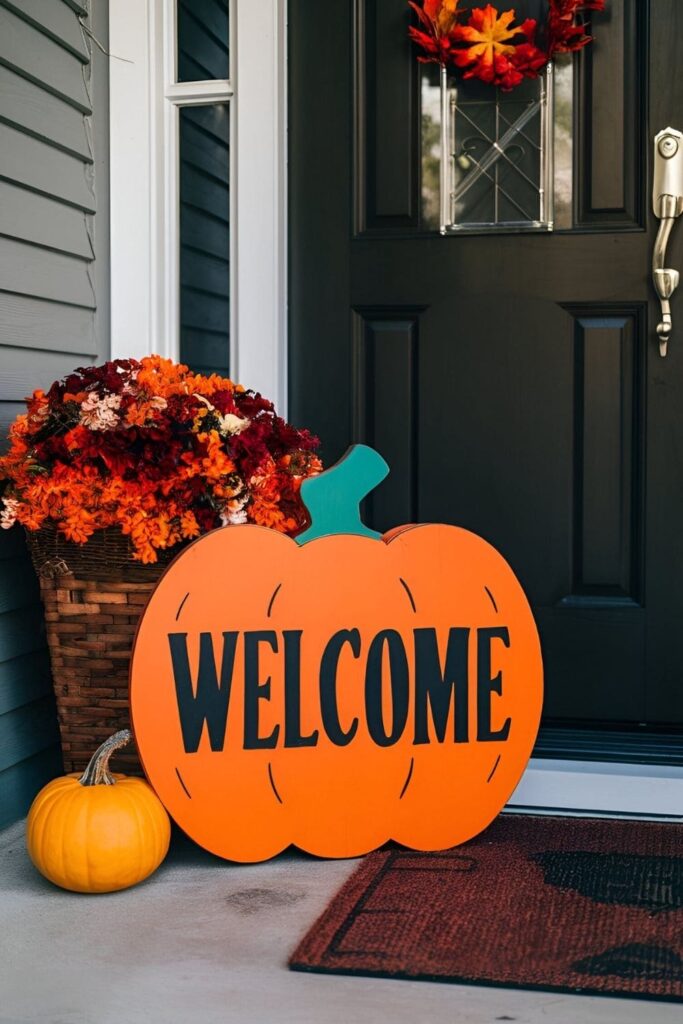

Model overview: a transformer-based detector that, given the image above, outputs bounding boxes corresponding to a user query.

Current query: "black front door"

[288,1,683,760]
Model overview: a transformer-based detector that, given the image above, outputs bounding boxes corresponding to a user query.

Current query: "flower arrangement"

[0,357,322,563]
[408,0,606,90]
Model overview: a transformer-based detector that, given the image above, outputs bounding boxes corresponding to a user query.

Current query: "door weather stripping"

[652,127,683,357]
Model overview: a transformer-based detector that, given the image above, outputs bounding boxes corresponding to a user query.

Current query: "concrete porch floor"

[0,820,680,1024]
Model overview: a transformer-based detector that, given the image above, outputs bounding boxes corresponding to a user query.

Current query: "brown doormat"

[290,815,683,1002]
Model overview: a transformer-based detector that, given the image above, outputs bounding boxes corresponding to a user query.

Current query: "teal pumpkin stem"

[295,445,389,544]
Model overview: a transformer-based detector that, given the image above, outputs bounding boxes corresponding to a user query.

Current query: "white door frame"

[108,0,287,412]
[106,1,682,820]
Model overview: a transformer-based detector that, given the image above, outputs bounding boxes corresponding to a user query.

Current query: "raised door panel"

[355,0,419,234]
[352,307,421,528]
[574,0,647,227]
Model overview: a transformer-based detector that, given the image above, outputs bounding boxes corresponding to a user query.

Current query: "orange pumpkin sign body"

[130,448,543,862]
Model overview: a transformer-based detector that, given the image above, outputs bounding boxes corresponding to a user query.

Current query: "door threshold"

[507,757,683,820]
[534,725,683,766]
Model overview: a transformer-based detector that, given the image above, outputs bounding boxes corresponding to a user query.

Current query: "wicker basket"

[27,525,184,775]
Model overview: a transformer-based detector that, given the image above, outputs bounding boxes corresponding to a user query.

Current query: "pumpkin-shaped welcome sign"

[131,446,543,862]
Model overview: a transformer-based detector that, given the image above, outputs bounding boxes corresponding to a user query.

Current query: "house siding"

[0,0,110,826]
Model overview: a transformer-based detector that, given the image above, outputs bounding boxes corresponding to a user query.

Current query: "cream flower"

[220,506,248,526]
[80,392,122,431]
[219,489,249,526]
[0,497,19,529]
[219,412,250,435]
[194,395,250,437]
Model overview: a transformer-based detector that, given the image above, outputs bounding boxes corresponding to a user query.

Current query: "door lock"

[653,128,683,356]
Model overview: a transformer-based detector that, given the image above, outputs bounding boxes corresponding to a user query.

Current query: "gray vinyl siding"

[0,0,110,826]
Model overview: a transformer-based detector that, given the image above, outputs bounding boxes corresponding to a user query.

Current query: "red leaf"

[546,0,606,56]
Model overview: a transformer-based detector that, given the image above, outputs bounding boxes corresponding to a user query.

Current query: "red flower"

[546,0,606,56]
[509,39,549,80]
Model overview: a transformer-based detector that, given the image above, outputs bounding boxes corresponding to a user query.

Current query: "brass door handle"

[653,128,683,356]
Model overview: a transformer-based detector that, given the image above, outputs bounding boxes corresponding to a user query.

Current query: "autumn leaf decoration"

[546,0,606,54]
[407,0,463,66]
[408,0,606,90]
[452,6,547,90]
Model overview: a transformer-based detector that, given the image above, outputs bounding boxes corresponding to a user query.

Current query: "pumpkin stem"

[78,729,132,787]
[296,444,390,544]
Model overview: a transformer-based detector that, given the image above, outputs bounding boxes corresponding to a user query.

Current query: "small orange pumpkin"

[26,729,171,893]
[131,446,543,861]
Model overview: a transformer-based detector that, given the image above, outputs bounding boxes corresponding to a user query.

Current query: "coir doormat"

[289,815,683,1002]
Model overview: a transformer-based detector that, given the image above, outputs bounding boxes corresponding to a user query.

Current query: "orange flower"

[249,497,291,532]
[15,504,47,531]
[136,542,158,564]
[64,426,90,453]
[60,509,98,544]
[455,6,519,62]
[180,510,200,539]
[197,430,236,481]
[8,414,30,440]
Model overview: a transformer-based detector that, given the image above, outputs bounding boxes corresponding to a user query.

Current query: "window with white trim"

[174,1,232,375]
[109,0,287,407]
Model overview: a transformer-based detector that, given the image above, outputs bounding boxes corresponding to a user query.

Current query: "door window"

[177,0,229,81]
[420,56,574,232]
[173,1,232,375]
[109,0,285,408]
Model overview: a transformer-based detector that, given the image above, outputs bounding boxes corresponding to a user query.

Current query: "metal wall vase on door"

[653,128,683,356]
[438,64,554,234]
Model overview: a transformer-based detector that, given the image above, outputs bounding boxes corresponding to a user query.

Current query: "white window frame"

[107,0,683,821]
[108,0,287,412]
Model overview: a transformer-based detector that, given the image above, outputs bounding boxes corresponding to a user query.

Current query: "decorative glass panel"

[421,66,442,231]
[443,65,554,233]
[553,55,574,230]
[179,105,230,375]
[177,0,229,83]
[421,57,574,233]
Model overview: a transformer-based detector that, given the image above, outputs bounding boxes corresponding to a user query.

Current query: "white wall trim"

[233,0,288,412]
[109,0,162,360]
[108,0,288,414]
[165,81,234,104]
[509,758,683,819]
